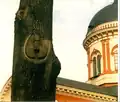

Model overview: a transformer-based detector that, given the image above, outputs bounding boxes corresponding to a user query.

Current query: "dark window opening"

[93,57,96,77]
[97,55,101,75]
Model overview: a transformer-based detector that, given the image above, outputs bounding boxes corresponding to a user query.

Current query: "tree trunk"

[11,0,61,101]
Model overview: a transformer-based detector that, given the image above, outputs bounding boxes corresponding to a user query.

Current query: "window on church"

[97,55,101,75]
[91,49,101,78]
[113,49,118,71]
[93,57,96,76]
[111,45,118,71]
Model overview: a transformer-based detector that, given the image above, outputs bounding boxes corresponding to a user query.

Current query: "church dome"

[87,0,118,35]
[83,0,118,87]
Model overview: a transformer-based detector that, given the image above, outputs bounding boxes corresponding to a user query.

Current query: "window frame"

[90,49,101,78]
[111,45,118,71]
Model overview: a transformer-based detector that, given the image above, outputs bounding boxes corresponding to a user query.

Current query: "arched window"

[91,49,101,78]
[111,45,118,71]
[114,50,118,70]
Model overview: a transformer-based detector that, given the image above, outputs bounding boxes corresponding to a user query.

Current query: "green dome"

[87,0,118,34]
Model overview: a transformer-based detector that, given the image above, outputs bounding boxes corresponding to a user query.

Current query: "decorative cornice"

[0,77,11,101]
[87,73,118,86]
[56,85,117,102]
[83,21,118,50]
[0,77,117,102]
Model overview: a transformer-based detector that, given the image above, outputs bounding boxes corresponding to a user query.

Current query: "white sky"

[0,0,113,90]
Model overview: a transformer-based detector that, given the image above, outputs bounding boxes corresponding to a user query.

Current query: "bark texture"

[11,0,61,101]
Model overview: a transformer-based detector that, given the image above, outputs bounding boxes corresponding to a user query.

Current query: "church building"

[0,0,118,102]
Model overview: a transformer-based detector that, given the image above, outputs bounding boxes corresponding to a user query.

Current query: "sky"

[0,0,113,90]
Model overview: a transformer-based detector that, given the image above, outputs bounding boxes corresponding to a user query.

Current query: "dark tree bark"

[11,0,61,101]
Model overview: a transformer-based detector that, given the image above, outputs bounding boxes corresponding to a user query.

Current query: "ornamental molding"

[56,85,117,102]
[0,77,117,102]
[83,21,118,50]
[111,44,118,55]
[0,77,11,101]
[90,49,101,58]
